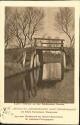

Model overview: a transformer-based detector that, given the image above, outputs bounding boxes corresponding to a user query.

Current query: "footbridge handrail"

[34,37,65,50]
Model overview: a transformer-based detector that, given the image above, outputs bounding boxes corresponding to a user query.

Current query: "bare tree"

[5,7,44,48]
[5,8,14,48]
[55,7,75,47]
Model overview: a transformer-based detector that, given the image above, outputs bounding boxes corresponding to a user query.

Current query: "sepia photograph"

[5,6,75,103]
[0,1,79,124]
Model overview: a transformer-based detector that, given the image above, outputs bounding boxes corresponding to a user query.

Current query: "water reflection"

[23,69,40,101]
[42,63,61,80]
[5,63,61,103]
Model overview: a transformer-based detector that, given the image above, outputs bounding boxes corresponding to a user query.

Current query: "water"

[43,63,61,80]
[5,63,74,103]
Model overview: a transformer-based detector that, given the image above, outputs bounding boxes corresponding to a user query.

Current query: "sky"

[7,7,75,48]
[32,7,75,47]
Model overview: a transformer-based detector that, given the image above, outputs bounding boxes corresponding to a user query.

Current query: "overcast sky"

[7,7,75,48]
[35,7,74,47]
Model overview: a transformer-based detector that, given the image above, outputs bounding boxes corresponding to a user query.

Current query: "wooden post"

[61,40,64,51]
[30,50,41,69]
[37,50,43,67]
[60,40,64,80]
[30,50,36,69]
[63,52,66,69]
[34,38,37,47]
[61,51,64,80]
[22,51,26,67]
[36,54,40,66]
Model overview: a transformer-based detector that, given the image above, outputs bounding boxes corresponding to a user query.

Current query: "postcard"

[0,1,79,124]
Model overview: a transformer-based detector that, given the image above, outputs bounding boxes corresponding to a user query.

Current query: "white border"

[0,1,79,124]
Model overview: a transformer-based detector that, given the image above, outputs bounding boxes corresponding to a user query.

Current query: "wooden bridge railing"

[34,38,65,50]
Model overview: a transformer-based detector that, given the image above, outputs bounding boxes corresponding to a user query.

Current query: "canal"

[5,63,74,103]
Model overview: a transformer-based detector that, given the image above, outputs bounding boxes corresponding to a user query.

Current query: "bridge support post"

[30,50,36,69]
[61,51,64,80]
[36,50,43,67]
[22,51,26,67]
[63,52,66,69]
[30,50,41,69]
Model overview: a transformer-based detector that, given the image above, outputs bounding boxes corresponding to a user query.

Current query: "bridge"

[21,38,66,80]
[34,38,64,50]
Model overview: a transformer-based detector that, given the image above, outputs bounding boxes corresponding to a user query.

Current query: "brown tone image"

[5,7,75,103]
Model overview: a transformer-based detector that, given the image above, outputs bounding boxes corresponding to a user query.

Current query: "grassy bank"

[5,61,31,78]
[5,62,24,78]
[5,48,33,77]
